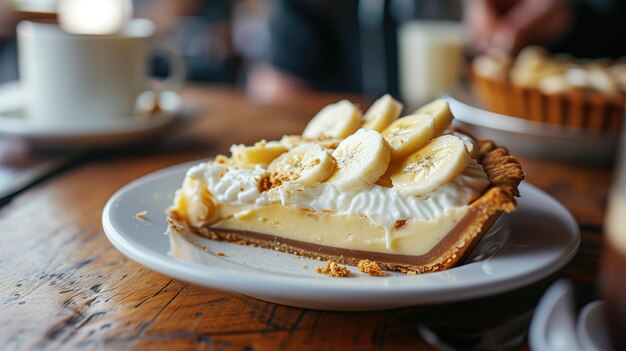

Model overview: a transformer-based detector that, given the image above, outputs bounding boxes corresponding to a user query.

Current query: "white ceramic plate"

[0,81,183,149]
[102,164,580,311]
[446,89,619,165]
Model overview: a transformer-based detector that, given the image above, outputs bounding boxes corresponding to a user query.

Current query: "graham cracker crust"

[167,138,524,274]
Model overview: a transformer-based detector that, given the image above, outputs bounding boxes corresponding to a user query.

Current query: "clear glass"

[392,0,465,110]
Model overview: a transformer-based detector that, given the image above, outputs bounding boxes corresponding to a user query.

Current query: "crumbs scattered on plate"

[358,260,386,276]
[315,260,351,277]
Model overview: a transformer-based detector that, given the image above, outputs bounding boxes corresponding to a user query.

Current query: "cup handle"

[148,43,186,93]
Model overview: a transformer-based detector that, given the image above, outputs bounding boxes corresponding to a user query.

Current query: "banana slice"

[302,100,362,139]
[279,134,342,150]
[328,129,391,192]
[362,94,404,132]
[277,135,305,149]
[173,178,218,227]
[381,114,435,161]
[390,134,470,196]
[268,143,335,186]
[230,140,287,167]
[414,99,454,136]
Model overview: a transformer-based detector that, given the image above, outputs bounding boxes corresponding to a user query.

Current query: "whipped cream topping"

[184,158,490,230]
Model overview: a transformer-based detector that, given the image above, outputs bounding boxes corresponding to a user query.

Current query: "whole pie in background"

[471,46,626,132]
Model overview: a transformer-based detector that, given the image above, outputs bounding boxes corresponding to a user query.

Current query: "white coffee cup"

[17,18,184,124]
[398,20,464,111]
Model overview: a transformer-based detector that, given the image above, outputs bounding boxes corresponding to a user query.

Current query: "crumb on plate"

[315,260,351,277]
[135,210,148,220]
[357,259,387,276]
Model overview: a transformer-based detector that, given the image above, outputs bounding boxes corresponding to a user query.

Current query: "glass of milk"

[398,20,464,111]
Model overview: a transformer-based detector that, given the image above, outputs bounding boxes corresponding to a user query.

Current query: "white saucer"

[0,81,182,149]
[446,89,619,165]
[530,281,613,351]
[102,164,580,311]
[529,280,582,351]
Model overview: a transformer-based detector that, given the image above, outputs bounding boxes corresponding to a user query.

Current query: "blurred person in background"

[465,0,626,58]
[134,0,241,83]
[248,0,626,103]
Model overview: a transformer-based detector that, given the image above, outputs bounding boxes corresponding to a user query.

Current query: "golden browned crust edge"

[166,139,524,274]
[425,138,525,272]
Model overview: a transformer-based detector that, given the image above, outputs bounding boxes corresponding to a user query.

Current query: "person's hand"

[464,0,572,54]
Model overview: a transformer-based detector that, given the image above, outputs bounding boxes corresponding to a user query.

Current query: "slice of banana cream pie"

[167,96,524,274]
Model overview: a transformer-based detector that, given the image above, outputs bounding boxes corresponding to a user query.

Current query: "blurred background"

[1,0,624,106]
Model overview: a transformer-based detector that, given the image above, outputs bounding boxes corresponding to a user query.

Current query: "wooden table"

[0,86,613,350]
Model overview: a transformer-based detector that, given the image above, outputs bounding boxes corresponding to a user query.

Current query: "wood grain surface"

[0,86,613,350]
